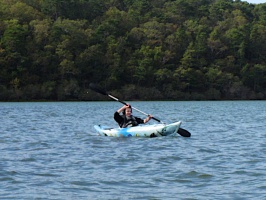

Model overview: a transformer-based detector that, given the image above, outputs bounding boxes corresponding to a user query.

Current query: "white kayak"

[94,121,182,137]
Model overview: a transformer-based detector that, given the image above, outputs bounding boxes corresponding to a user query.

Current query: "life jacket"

[120,115,138,128]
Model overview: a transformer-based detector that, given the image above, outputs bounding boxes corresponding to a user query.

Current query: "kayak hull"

[94,121,182,137]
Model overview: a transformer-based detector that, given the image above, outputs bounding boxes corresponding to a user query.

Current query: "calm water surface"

[0,101,265,199]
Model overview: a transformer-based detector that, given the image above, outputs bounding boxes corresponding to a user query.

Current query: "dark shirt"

[114,111,144,128]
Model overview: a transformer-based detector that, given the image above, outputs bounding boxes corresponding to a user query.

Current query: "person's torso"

[121,115,139,128]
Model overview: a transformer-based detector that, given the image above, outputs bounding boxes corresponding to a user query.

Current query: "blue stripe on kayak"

[118,128,132,137]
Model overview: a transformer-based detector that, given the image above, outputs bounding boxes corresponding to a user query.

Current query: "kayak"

[94,121,182,137]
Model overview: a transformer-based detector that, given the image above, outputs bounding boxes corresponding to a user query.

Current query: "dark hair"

[123,106,132,115]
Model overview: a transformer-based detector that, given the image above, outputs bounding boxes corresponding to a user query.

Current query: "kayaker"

[114,104,152,128]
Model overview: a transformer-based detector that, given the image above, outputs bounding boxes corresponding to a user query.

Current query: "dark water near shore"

[1,101,265,199]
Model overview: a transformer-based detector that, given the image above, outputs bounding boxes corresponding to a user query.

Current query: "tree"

[241,64,266,92]
[9,1,44,23]
[1,19,29,86]
[0,0,266,100]
[248,23,266,63]
[52,18,89,78]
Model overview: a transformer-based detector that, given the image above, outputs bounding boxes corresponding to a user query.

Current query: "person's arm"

[114,111,122,124]
[116,104,130,113]
[143,115,152,124]
[135,115,152,124]
[114,105,130,127]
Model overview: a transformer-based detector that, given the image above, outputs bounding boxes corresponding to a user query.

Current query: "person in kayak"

[114,104,152,128]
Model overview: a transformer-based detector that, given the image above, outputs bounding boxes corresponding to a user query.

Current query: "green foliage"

[0,0,266,101]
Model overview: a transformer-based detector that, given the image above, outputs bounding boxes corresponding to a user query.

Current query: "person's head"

[123,106,132,116]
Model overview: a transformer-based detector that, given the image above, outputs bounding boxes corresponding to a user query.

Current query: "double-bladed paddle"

[89,83,191,137]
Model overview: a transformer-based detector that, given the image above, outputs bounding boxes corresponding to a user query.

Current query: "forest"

[0,0,266,101]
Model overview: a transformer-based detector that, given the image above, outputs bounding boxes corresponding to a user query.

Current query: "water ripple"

[0,101,266,199]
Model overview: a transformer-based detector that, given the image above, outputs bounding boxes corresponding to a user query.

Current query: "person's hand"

[144,114,153,123]
[118,104,131,113]
[123,104,131,109]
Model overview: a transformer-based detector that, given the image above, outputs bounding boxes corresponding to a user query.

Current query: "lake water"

[0,101,265,199]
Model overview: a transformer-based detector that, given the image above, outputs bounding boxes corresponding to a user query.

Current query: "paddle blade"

[177,128,191,137]
[89,83,108,96]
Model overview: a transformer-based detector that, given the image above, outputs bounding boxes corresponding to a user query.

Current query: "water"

[0,101,265,200]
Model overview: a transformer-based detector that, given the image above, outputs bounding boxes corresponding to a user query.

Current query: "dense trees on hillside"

[0,0,265,101]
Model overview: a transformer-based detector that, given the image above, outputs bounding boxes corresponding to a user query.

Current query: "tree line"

[0,0,266,101]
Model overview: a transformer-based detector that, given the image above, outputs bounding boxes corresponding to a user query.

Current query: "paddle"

[89,83,191,137]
